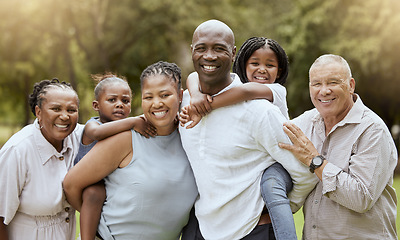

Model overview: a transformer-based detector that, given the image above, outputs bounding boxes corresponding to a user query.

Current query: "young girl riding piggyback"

[180,37,311,240]
[73,73,156,240]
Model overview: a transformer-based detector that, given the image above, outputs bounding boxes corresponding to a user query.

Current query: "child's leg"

[80,180,106,240]
[260,162,296,240]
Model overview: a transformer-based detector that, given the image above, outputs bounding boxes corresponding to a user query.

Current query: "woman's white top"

[0,119,83,240]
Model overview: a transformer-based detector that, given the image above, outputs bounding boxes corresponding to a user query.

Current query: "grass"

[293,207,304,238]
[75,176,400,239]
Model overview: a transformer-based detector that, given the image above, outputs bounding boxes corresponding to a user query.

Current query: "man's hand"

[279,122,319,167]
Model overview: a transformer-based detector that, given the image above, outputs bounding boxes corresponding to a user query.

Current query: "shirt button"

[65,217,70,223]
[59,156,64,161]
[314,200,319,204]
[65,207,70,212]
[313,225,317,229]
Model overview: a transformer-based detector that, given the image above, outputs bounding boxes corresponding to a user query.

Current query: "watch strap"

[309,155,325,173]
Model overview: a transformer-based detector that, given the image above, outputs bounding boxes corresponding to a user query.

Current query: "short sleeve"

[266,84,289,119]
[0,146,26,224]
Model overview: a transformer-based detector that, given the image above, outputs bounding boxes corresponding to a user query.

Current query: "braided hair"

[92,72,131,100]
[233,37,289,85]
[140,61,182,91]
[28,78,78,116]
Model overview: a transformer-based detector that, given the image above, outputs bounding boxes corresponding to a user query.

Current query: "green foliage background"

[0,0,399,237]
[0,0,399,148]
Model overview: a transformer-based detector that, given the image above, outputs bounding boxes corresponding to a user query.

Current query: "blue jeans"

[260,162,297,240]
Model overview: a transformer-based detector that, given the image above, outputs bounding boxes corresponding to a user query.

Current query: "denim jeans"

[260,162,297,240]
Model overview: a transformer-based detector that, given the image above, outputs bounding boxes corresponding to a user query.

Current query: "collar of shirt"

[211,73,242,97]
[311,94,364,134]
[32,119,73,165]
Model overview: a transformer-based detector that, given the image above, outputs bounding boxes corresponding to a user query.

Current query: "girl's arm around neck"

[186,72,212,116]
[63,131,133,211]
[180,82,275,129]
[211,82,274,109]
[83,117,156,144]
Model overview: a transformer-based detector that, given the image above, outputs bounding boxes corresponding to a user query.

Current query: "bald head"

[191,20,236,95]
[192,20,235,48]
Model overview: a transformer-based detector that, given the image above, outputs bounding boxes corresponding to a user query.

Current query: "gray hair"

[310,54,352,79]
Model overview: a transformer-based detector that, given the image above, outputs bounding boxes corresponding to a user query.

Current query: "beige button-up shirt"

[293,95,397,240]
[0,119,83,240]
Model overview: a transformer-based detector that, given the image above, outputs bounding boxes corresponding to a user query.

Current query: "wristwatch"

[309,155,325,173]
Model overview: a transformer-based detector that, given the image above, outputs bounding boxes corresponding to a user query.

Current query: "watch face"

[313,156,324,165]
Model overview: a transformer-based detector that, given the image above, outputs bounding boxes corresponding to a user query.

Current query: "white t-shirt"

[232,74,289,119]
[179,74,318,240]
[267,83,289,120]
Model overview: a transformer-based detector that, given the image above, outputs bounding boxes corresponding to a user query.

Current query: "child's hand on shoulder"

[179,105,203,129]
[133,116,157,138]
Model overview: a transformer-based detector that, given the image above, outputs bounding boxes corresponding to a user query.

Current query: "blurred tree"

[62,0,292,114]
[0,0,84,125]
[0,0,53,125]
[0,0,398,140]
[279,0,400,130]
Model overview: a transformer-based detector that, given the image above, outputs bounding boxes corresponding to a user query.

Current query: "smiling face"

[245,46,280,84]
[141,74,182,136]
[93,82,132,123]
[35,88,79,151]
[191,21,236,95]
[309,61,355,124]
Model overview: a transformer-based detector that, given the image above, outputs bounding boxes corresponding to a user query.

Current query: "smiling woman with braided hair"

[0,78,84,240]
[63,62,197,240]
